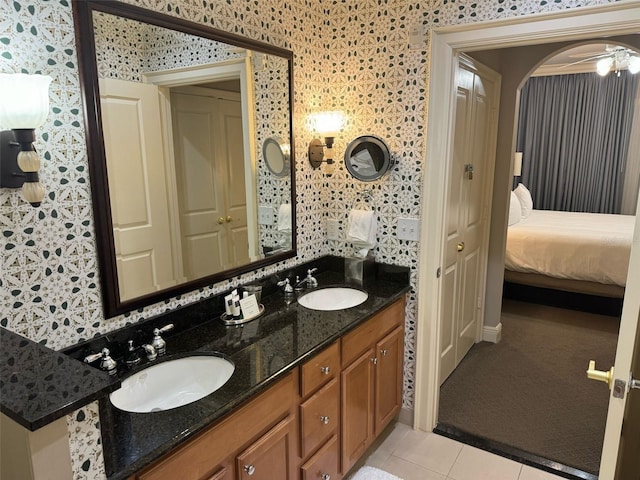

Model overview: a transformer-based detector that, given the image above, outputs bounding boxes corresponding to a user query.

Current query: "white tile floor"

[357,423,566,480]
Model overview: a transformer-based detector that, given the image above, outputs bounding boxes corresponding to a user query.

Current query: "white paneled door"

[171,88,249,280]
[440,55,500,384]
[99,78,179,301]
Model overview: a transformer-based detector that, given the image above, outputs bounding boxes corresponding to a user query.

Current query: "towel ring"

[350,189,376,211]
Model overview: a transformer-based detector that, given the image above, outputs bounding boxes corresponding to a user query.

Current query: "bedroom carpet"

[438,299,619,476]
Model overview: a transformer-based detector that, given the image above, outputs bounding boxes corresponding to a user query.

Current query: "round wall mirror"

[263,136,290,177]
[344,135,394,181]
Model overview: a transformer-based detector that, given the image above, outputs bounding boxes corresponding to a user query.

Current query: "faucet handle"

[151,324,173,355]
[141,344,157,362]
[99,348,118,375]
[306,268,318,287]
[277,278,293,293]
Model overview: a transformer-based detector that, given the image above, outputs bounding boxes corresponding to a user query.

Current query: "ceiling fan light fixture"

[596,57,614,76]
[628,56,640,75]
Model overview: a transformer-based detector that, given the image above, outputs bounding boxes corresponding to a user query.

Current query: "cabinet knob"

[320,366,330,375]
[244,465,255,476]
[321,474,331,480]
[370,357,378,365]
[381,349,388,356]
[320,415,330,425]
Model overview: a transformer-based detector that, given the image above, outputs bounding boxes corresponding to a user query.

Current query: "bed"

[504,209,635,299]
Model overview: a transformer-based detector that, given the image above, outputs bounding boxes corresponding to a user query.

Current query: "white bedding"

[505,210,635,287]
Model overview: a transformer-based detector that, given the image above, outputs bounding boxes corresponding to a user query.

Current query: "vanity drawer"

[300,378,339,457]
[300,434,339,480]
[342,299,404,367]
[301,341,340,397]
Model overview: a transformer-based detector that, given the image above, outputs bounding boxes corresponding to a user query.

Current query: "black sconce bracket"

[0,129,38,188]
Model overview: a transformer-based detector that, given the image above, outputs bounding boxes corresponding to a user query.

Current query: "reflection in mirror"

[263,137,290,177]
[344,135,394,182]
[73,2,295,316]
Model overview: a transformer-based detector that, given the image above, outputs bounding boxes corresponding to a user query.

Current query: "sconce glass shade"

[0,73,52,129]
[310,111,345,137]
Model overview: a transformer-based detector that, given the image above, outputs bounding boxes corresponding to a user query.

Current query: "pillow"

[508,191,522,226]
[514,183,533,218]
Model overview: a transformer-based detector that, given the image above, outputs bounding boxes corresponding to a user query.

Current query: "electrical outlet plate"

[258,205,274,225]
[327,219,340,240]
[397,217,420,241]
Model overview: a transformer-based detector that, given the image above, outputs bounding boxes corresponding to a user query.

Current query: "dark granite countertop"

[99,262,411,479]
[0,328,120,430]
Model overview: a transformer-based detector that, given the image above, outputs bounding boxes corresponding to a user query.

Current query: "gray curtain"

[517,71,638,213]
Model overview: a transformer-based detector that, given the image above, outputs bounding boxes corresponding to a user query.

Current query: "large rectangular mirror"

[73,1,296,318]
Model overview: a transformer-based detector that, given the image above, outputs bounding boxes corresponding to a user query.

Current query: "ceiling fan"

[561,45,640,76]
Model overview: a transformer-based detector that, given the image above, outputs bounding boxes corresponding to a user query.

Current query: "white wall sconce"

[0,73,52,207]
[308,111,345,176]
[513,151,523,177]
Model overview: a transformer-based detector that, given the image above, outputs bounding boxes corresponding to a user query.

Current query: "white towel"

[277,204,292,233]
[349,466,402,480]
[346,209,377,256]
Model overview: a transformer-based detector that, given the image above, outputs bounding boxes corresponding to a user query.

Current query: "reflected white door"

[440,56,500,383]
[171,90,249,279]
[99,78,178,301]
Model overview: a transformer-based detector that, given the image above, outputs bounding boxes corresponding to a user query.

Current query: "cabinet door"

[301,434,340,480]
[341,348,375,474]
[237,416,296,480]
[375,326,404,437]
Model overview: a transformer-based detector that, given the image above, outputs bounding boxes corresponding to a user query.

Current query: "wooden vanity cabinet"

[340,299,405,474]
[133,297,405,480]
[299,341,341,480]
[133,371,299,480]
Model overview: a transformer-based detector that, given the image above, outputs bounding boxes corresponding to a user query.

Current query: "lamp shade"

[596,57,613,76]
[513,152,523,177]
[628,56,640,75]
[310,111,345,137]
[0,73,52,129]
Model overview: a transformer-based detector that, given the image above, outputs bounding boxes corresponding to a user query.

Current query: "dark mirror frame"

[72,0,296,318]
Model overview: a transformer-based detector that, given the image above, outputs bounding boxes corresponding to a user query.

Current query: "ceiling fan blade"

[559,53,611,69]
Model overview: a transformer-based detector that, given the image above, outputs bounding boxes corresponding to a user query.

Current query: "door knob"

[457,242,465,252]
[226,215,232,223]
[217,217,225,224]
[587,360,615,389]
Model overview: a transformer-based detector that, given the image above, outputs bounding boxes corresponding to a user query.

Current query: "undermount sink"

[297,287,368,311]
[109,355,234,413]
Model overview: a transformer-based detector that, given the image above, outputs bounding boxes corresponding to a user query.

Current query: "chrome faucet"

[151,323,174,355]
[84,348,118,376]
[295,268,318,290]
[277,278,293,294]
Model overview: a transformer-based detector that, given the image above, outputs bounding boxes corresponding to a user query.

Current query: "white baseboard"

[482,322,502,343]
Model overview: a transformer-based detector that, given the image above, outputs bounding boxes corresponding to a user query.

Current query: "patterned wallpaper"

[0,0,618,478]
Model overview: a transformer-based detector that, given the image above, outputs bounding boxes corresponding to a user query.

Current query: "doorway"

[414,5,640,480]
